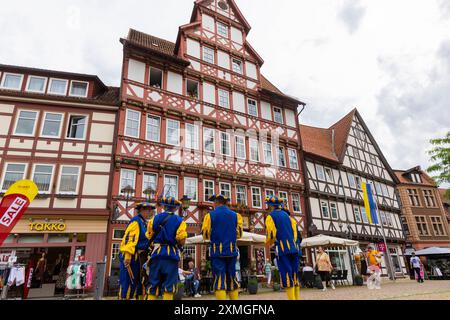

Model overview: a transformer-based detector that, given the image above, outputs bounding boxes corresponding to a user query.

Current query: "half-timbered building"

[108,0,306,276]
[0,64,119,297]
[301,109,408,279]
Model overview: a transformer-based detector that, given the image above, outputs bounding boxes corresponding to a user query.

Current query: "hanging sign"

[376,242,387,253]
[0,180,39,247]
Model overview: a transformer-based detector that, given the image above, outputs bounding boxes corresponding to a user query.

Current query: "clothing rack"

[63,261,92,300]
[0,263,26,300]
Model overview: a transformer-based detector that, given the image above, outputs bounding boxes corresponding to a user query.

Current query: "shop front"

[0,216,108,299]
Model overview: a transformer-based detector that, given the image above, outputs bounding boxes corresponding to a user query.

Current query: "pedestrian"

[265,196,301,300]
[185,261,202,298]
[201,194,243,300]
[264,258,272,287]
[366,244,382,290]
[360,249,369,282]
[315,246,335,291]
[146,196,188,300]
[235,253,242,285]
[410,253,424,283]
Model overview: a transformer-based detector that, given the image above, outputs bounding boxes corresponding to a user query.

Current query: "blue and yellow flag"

[362,182,379,224]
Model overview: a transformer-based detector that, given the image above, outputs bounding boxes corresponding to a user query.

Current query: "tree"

[427,132,450,200]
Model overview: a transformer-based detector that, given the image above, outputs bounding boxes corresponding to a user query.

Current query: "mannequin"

[35,252,47,287]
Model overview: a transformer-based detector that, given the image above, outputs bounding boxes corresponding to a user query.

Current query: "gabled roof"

[195,0,251,33]
[394,167,437,187]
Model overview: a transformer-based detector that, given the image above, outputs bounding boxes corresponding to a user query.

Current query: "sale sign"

[0,180,38,247]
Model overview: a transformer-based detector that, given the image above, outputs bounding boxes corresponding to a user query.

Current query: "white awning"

[186,232,266,245]
[301,234,359,248]
[414,247,450,256]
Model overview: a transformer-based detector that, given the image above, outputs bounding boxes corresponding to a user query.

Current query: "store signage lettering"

[29,222,66,232]
[0,197,27,227]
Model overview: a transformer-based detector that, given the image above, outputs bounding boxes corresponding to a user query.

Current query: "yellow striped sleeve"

[236,213,243,239]
[265,215,277,246]
[176,221,188,242]
[290,217,298,243]
[202,213,211,240]
[120,221,140,257]
[146,217,154,240]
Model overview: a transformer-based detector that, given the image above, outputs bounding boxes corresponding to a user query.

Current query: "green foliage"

[427,132,450,195]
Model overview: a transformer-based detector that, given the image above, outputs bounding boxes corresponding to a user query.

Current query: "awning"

[186,232,266,245]
[413,247,450,256]
[301,234,359,248]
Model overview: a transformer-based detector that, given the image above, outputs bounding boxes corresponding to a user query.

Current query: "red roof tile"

[394,168,436,187]
[125,29,177,56]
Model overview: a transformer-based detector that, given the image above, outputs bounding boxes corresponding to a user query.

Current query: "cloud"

[338,0,367,34]
[438,0,450,18]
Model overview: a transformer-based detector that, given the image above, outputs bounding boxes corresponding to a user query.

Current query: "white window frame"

[166,119,180,146]
[288,148,299,170]
[125,109,141,139]
[163,175,179,198]
[142,172,158,198]
[236,185,247,205]
[217,22,229,38]
[279,191,288,204]
[204,127,215,153]
[186,79,199,99]
[149,67,164,88]
[277,146,286,167]
[220,131,231,156]
[145,114,161,142]
[66,114,88,140]
[69,80,89,98]
[348,174,356,188]
[361,207,369,224]
[316,165,326,181]
[235,135,246,160]
[218,89,230,109]
[265,189,275,199]
[273,107,283,124]
[354,207,362,223]
[47,78,68,96]
[263,142,273,165]
[1,163,28,192]
[57,165,81,195]
[220,182,231,199]
[247,98,258,117]
[202,46,215,64]
[204,180,215,202]
[325,167,334,183]
[14,109,39,136]
[0,73,24,91]
[31,164,55,194]
[185,123,199,150]
[120,169,136,195]
[40,112,64,138]
[184,177,198,202]
[321,201,330,218]
[251,187,262,209]
[25,75,47,93]
[249,139,259,162]
[330,202,338,220]
[292,193,301,213]
[232,58,243,74]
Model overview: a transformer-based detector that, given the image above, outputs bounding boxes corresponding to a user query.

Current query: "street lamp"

[121,185,135,214]
[180,195,191,218]
[143,187,156,203]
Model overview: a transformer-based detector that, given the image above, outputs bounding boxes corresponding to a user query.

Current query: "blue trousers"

[119,253,144,300]
[211,257,239,292]
[147,258,178,295]
[278,253,300,288]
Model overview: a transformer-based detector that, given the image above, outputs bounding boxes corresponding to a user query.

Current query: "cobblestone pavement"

[183,279,450,300]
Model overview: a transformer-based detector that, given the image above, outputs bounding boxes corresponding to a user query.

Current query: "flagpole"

[369,183,395,281]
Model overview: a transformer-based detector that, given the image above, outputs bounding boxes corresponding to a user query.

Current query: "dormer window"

[217,22,229,38]
[232,59,243,74]
[1,73,23,91]
[48,78,68,95]
[411,173,422,183]
[69,81,88,97]
[149,67,163,88]
[186,79,199,99]
[26,76,47,93]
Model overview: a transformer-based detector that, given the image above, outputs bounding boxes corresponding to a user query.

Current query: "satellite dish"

[218,0,229,10]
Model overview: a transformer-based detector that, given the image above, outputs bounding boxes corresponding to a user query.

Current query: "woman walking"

[315,247,335,291]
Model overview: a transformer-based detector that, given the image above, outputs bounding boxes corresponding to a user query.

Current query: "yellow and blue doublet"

[202,205,243,293]
[119,214,149,300]
[146,211,187,296]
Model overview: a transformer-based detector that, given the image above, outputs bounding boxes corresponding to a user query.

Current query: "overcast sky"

[1,0,449,185]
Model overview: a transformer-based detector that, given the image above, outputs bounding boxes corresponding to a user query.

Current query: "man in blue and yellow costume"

[201,194,243,300]
[146,196,187,300]
[265,196,300,300]
[119,202,155,300]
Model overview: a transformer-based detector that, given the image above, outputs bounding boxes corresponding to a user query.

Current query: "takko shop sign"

[29,221,66,232]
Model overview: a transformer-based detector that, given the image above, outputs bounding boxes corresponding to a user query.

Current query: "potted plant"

[174,282,185,300]
[354,275,364,286]
[247,276,258,295]
[272,269,281,291]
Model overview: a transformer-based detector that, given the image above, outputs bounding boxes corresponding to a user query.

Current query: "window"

[348,174,356,188]
[251,187,262,208]
[354,207,361,222]
[111,243,121,260]
[265,189,275,198]
[125,110,140,138]
[330,202,338,220]
[58,166,80,194]
[203,46,215,64]
[220,183,231,199]
[14,110,38,135]
[386,212,393,227]
[184,177,198,202]
[279,192,288,204]
[232,59,242,74]
[142,173,157,197]
[415,216,429,236]
[69,81,88,97]
[67,115,87,139]
[186,79,199,99]
[26,76,47,93]
[32,164,54,193]
[166,119,180,146]
[164,175,178,198]
[380,211,387,226]
[361,208,369,223]
[382,184,389,196]
[120,169,136,194]
[325,168,334,183]
[218,89,229,108]
[292,193,301,213]
[236,185,247,205]
[146,115,160,142]
[277,147,286,167]
[355,176,362,190]
[288,149,299,170]
[316,165,325,181]
[431,216,446,236]
[217,22,229,38]
[423,190,436,207]
[247,99,258,117]
[48,78,68,95]
[249,139,259,162]
[220,132,231,156]
[407,189,421,207]
[263,143,273,164]
[185,123,199,150]
[149,67,163,88]
[204,128,215,153]
[352,147,360,159]
[235,136,246,159]
[369,154,377,165]
[204,180,214,202]
[112,229,126,240]
[273,107,283,124]
[375,182,382,195]
[1,164,26,191]
[1,73,23,90]
[321,201,329,218]
[41,113,63,137]
[411,173,422,183]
